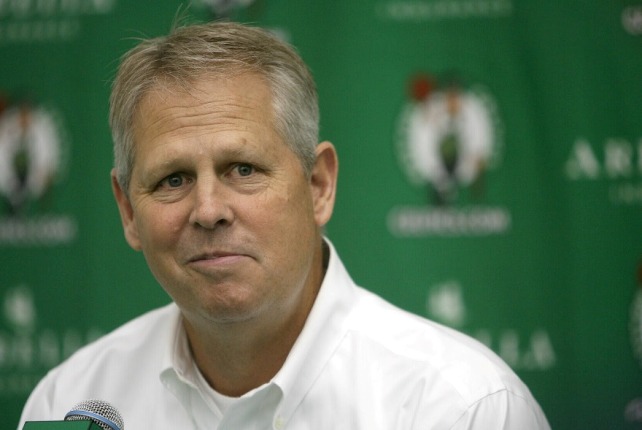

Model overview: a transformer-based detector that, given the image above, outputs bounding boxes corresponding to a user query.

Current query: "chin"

[190,298,266,325]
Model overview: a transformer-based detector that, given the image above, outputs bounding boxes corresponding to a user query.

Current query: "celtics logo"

[625,260,642,424]
[396,74,503,205]
[0,97,68,215]
[630,261,642,369]
[389,74,509,237]
[196,0,257,17]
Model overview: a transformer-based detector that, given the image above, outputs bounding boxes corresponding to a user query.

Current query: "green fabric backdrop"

[1,1,641,428]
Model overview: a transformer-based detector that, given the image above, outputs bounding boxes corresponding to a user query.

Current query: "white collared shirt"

[18,241,550,429]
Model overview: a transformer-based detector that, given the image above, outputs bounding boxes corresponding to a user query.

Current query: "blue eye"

[165,174,183,187]
[236,164,254,177]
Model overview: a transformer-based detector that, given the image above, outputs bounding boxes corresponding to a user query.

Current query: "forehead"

[133,73,275,138]
[126,74,302,182]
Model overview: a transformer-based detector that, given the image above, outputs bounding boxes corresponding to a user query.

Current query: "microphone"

[22,400,124,430]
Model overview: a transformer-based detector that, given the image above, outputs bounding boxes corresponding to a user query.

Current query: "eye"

[161,173,185,188]
[235,163,255,177]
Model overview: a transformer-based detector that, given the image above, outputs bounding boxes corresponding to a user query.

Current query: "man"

[18,22,550,429]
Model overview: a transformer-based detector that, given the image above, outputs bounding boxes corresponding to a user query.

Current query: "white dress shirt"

[18,241,550,429]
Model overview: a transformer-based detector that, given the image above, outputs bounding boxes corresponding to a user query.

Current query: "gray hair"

[109,21,319,193]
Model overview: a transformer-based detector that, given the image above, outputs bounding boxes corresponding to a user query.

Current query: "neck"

[183,241,328,397]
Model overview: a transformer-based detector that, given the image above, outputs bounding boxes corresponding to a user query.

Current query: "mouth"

[187,251,250,267]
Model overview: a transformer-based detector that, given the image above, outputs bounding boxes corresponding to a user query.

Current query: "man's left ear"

[310,141,338,227]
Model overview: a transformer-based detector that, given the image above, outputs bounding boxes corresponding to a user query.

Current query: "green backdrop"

[1,1,641,428]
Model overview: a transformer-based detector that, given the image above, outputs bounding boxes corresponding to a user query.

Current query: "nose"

[188,177,234,229]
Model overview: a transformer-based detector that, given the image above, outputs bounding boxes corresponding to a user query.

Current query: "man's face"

[112,73,336,327]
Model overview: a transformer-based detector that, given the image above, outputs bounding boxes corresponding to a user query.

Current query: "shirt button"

[274,416,285,430]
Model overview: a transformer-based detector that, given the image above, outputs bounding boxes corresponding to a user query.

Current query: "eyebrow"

[143,139,265,171]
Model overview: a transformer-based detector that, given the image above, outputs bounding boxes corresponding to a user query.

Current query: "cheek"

[135,205,185,249]
[271,185,315,230]
[277,194,318,254]
[241,187,315,258]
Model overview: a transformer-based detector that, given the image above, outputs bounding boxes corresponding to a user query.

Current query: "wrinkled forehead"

[140,65,269,105]
[132,72,276,135]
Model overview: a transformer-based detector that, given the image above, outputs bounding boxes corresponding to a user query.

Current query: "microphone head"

[64,399,124,430]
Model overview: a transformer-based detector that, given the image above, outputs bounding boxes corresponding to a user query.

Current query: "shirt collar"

[159,238,356,424]
[168,315,197,385]
[271,238,357,422]
[159,306,198,393]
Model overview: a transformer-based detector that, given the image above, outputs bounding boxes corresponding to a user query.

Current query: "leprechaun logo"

[396,74,502,205]
[0,96,67,215]
[0,94,76,245]
[625,260,642,424]
[197,0,257,18]
[390,73,509,237]
[630,260,642,369]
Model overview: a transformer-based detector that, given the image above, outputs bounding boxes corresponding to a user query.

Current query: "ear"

[310,141,338,227]
[111,168,142,251]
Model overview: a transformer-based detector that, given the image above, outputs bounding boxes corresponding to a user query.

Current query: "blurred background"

[1,1,641,428]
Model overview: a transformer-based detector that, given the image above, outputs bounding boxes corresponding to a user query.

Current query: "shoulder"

[58,302,178,366]
[338,288,550,428]
[347,287,541,413]
[19,303,179,421]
